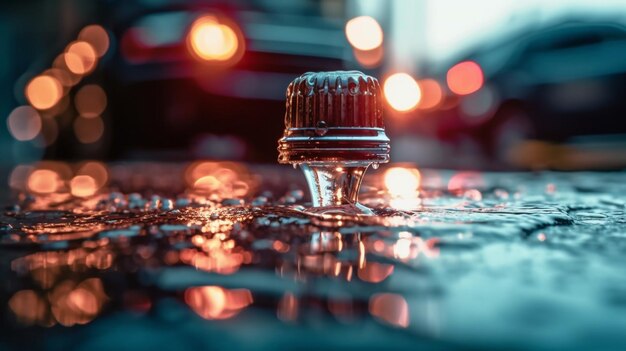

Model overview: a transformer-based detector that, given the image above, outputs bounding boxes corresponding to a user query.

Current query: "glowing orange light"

[185,286,252,320]
[25,75,63,110]
[27,169,61,194]
[447,61,483,95]
[447,171,485,192]
[76,161,108,188]
[70,175,98,197]
[65,41,98,75]
[353,45,384,68]
[7,106,42,141]
[9,290,47,326]
[384,167,421,196]
[75,85,107,118]
[384,73,421,112]
[345,16,383,51]
[187,16,241,62]
[417,79,443,110]
[369,293,409,328]
[357,262,394,283]
[78,25,110,57]
[73,116,104,144]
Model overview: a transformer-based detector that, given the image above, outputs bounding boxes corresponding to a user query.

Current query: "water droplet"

[315,121,328,136]
[372,163,379,170]
[292,164,298,170]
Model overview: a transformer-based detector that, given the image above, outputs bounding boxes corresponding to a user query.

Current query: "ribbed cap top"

[284,71,383,129]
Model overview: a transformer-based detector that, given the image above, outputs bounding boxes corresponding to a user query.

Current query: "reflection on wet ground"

[1,161,626,350]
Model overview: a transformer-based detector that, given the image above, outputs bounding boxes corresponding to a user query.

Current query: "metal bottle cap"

[278,71,390,164]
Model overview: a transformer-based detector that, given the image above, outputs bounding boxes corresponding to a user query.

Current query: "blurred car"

[417,20,626,169]
[104,0,351,162]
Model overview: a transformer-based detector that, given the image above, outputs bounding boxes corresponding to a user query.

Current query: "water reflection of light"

[7,105,42,141]
[26,75,63,110]
[70,175,98,197]
[9,277,107,327]
[27,169,62,194]
[357,262,394,283]
[447,61,483,95]
[187,16,241,62]
[75,84,107,118]
[185,286,252,320]
[185,161,252,199]
[369,293,409,328]
[49,278,107,326]
[345,16,383,51]
[78,25,110,57]
[65,41,98,75]
[8,290,47,326]
[277,292,298,322]
[384,73,421,112]
[181,230,248,275]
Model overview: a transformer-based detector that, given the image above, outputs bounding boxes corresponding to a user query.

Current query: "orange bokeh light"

[7,105,42,141]
[187,16,241,62]
[65,41,98,75]
[27,169,61,194]
[345,16,383,51]
[74,116,104,143]
[76,161,108,188]
[447,61,484,95]
[25,75,63,110]
[384,73,421,112]
[78,25,110,57]
[353,46,384,68]
[417,79,443,110]
[75,84,107,118]
[70,175,98,197]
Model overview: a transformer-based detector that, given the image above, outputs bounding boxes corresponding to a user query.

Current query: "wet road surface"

[1,162,625,351]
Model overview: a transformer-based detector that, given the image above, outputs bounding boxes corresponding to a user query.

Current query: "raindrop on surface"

[315,121,328,136]
[293,164,298,170]
[372,163,379,170]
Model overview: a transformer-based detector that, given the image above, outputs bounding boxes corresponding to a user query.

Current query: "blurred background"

[2,0,626,180]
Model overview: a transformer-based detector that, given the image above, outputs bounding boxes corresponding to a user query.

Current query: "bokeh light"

[25,75,63,110]
[353,46,384,68]
[64,41,98,75]
[74,116,104,143]
[78,25,110,57]
[27,169,61,194]
[345,16,383,51]
[384,167,421,196]
[7,106,42,141]
[383,73,421,112]
[75,85,107,118]
[417,79,443,110]
[9,164,34,190]
[70,175,98,197]
[187,16,241,62]
[447,61,484,95]
[76,161,108,188]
